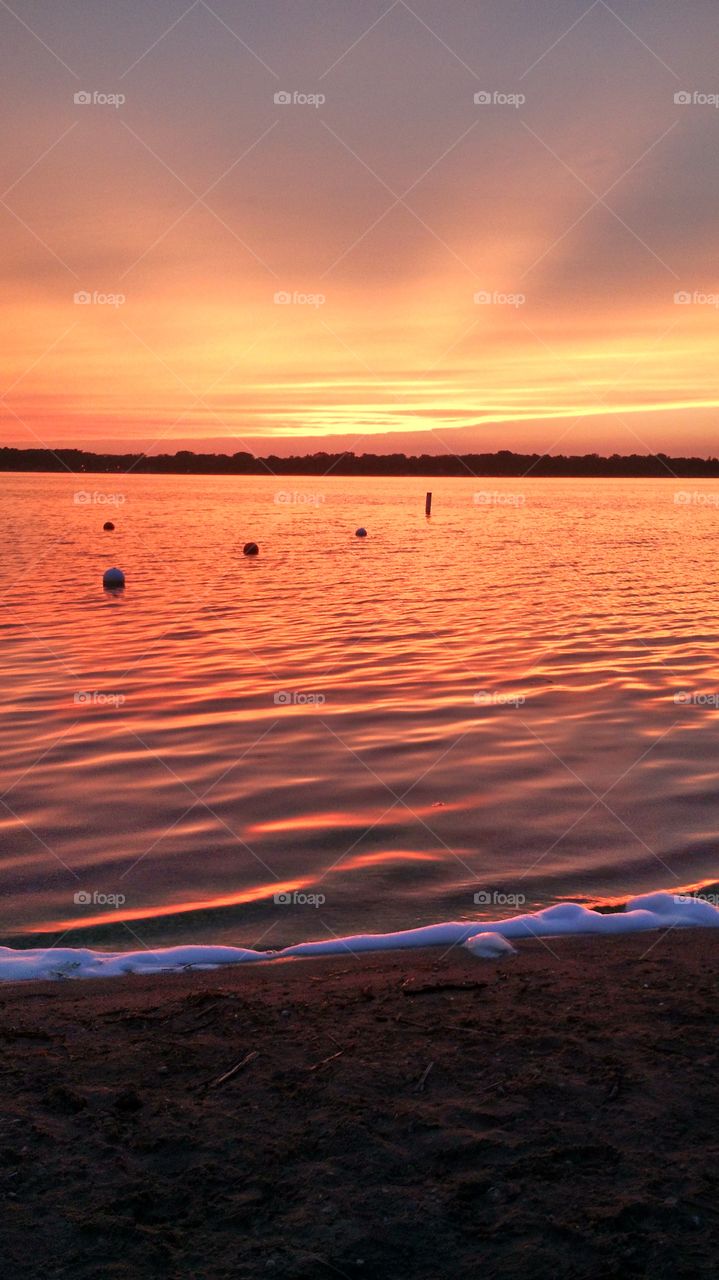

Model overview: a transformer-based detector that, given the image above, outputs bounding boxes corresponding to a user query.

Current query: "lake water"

[1,471,718,951]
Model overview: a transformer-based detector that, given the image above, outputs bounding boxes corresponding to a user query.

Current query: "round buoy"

[355,527,367,538]
[103,521,115,532]
[103,567,125,589]
[243,542,259,556]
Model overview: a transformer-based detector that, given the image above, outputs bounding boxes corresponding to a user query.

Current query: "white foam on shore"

[464,931,517,958]
[2,892,718,983]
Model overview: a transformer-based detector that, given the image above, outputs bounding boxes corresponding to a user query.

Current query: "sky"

[1,0,718,458]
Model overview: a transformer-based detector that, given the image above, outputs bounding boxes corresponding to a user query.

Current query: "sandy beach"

[2,929,718,1279]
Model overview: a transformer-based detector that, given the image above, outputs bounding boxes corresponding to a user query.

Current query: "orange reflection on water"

[249,812,363,835]
[250,803,464,835]
[5,472,719,947]
[338,849,448,872]
[30,877,315,935]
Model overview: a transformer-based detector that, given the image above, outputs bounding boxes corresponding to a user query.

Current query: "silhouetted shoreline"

[3,446,719,478]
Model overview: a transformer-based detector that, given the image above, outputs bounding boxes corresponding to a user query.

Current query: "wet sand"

[1,930,718,1279]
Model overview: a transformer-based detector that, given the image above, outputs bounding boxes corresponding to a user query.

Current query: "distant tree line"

[2,446,719,477]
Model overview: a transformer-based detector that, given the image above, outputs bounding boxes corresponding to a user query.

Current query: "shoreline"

[1,890,717,983]
[5,453,719,478]
[2,930,718,1278]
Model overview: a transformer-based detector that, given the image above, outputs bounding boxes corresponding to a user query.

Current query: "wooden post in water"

[425,491,432,517]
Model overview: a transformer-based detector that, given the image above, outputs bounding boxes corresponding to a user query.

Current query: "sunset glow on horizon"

[2,0,719,458]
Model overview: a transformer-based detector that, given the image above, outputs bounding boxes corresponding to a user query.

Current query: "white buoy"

[103,567,125,589]
[355,527,367,538]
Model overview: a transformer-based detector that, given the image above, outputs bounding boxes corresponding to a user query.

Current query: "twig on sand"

[308,1049,344,1073]
[199,1050,259,1091]
[393,1014,483,1036]
[414,1062,434,1092]
[190,1001,223,1021]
